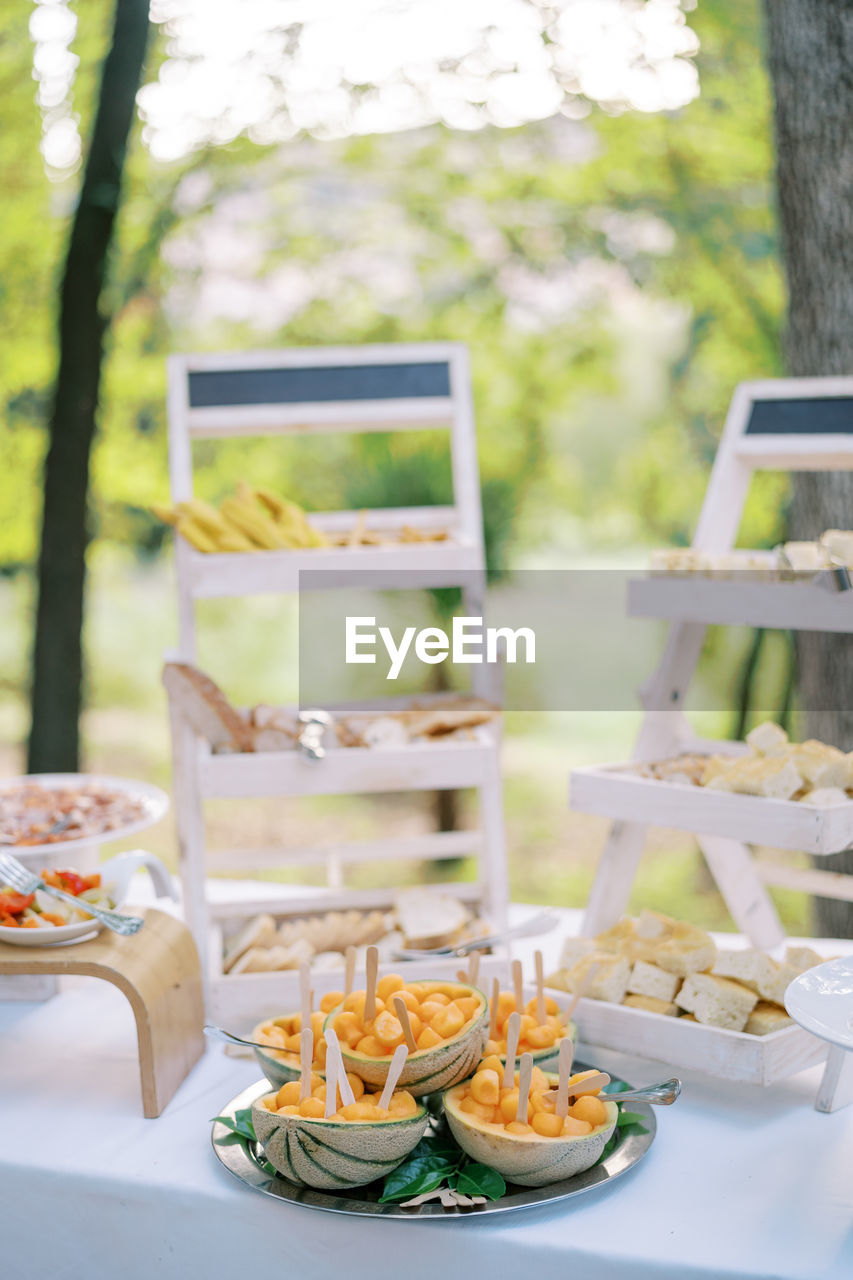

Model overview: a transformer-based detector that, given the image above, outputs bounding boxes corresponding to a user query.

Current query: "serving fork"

[0,852,144,936]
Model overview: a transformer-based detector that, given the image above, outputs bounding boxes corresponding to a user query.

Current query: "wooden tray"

[566,994,827,1086]
[570,760,853,855]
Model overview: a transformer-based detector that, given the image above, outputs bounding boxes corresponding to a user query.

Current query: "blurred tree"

[28,0,152,771]
[764,0,853,936]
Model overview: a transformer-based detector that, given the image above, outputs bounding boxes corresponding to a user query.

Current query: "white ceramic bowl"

[785,956,853,1051]
[0,773,169,861]
[0,850,177,946]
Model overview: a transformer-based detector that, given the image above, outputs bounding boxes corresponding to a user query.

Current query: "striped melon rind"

[250,1017,322,1090]
[327,983,490,1098]
[443,1079,617,1187]
[251,1093,429,1190]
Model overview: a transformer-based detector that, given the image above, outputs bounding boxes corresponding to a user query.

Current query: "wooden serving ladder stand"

[0,908,205,1117]
[571,376,853,1110]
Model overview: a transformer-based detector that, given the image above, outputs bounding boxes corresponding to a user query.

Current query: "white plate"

[0,773,169,857]
[785,956,853,1051]
[0,849,177,946]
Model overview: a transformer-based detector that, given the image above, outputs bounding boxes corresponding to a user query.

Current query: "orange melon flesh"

[333,979,486,1059]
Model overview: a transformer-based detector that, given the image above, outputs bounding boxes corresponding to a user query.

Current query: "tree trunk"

[28,0,152,772]
[763,0,853,935]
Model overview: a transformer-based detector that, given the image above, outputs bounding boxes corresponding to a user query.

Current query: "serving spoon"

[542,1076,682,1107]
[203,1024,288,1054]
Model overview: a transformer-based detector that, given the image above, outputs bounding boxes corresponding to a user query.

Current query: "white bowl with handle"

[0,849,177,946]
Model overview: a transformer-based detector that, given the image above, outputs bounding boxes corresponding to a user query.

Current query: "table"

[2,910,853,1280]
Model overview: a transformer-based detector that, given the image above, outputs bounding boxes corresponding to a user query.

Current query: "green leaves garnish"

[379,1132,506,1204]
[210,1108,276,1176]
[210,1106,256,1143]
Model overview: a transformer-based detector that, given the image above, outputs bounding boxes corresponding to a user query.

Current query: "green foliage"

[1,0,786,578]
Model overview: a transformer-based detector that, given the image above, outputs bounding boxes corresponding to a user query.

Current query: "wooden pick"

[534,950,546,1024]
[569,1071,610,1098]
[489,977,500,1041]
[379,1044,408,1111]
[364,946,378,1024]
[393,996,417,1053]
[299,962,312,1035]
[512,959,524,1013]
[565,961,600,1021]
[467,951,481,988]
[502,1011,521,1089]
[516,1052,533,1124]
[344,945,356,998]
[299,1027,313,1102]
[556,1037,572,1118]
[324,1036,338,1118]
[324,1027,355,1106]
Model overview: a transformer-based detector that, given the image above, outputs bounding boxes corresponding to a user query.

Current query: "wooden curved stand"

[0,908,205,1117]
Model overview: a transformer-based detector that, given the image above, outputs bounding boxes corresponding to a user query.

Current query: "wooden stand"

[0,909,205,1117]
[164,343,509,1015]
[570,376,853,1107]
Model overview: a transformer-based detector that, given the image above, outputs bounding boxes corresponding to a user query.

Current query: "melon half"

[327,982,490,1097]
[251,1093,429,1190]
[443,1080,617,1187]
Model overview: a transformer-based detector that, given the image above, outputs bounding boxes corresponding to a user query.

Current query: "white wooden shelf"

[198,728,499,799]
[570,758,853,855]
[628,574,853,633]
[185,539,481,598]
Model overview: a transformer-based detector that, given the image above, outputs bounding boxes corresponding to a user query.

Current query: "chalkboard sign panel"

[188,362,451,409]
[746,397,853,436]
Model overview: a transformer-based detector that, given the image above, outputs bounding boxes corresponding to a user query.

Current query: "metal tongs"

[297,708,334,761]
[392,909,558,960]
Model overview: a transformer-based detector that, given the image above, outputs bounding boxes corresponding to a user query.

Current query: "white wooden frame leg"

[696,835,785,949]
[479,752,509,933]
[581,822,648,936]
[815,1045,853,1112]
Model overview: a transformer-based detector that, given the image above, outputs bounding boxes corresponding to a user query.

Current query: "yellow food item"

[506,1121,533,1135]
[376,973,405,1001]
[531,1112,563,1137]
[388,1090,418,1117]
[373,1011,404,1047]
[320,990,344,1014]
[431,1004,465,1039]
[176,516,219,552]
[470,1068,501,1106]
[355,1035,384,1056]
[460,1096,496,1121]
[275,1081,302,1108]
[416,1026,442,1050]
[298,1097,325,1118]
[561,1116,593,1136]
[338,980,485,1059]
[340,1102,382,1122]
[486,988,571,1059]
[569,1095,608,1127]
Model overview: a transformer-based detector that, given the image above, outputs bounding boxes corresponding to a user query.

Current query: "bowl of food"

[251,989,345,1087]
[325,974,489,1097]
[251,1075,429,1190]
[443,1057,617,1187]
[0,849,175,946]
[0,774,169,859]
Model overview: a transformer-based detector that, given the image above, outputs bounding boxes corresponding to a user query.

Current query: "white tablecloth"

[2,910,853,1280]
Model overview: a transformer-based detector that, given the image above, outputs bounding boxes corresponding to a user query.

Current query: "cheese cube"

[744,1002,793,1035]
[627,960,681,1003]
[746,721,789,757]
[675,973,758,1031]
[711,948,777,994]
[622,994,679,1017]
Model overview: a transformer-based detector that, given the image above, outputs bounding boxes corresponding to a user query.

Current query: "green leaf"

[601,1080,632,1094]
[456,1162,506,1200]
[616,1110,648,1129]
[210,1108,257,1143]
[379,1164,453,1204]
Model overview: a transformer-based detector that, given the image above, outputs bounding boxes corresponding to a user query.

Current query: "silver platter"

[210,1064,656,1219]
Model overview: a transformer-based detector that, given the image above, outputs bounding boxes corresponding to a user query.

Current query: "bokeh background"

[1,0,823,932]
